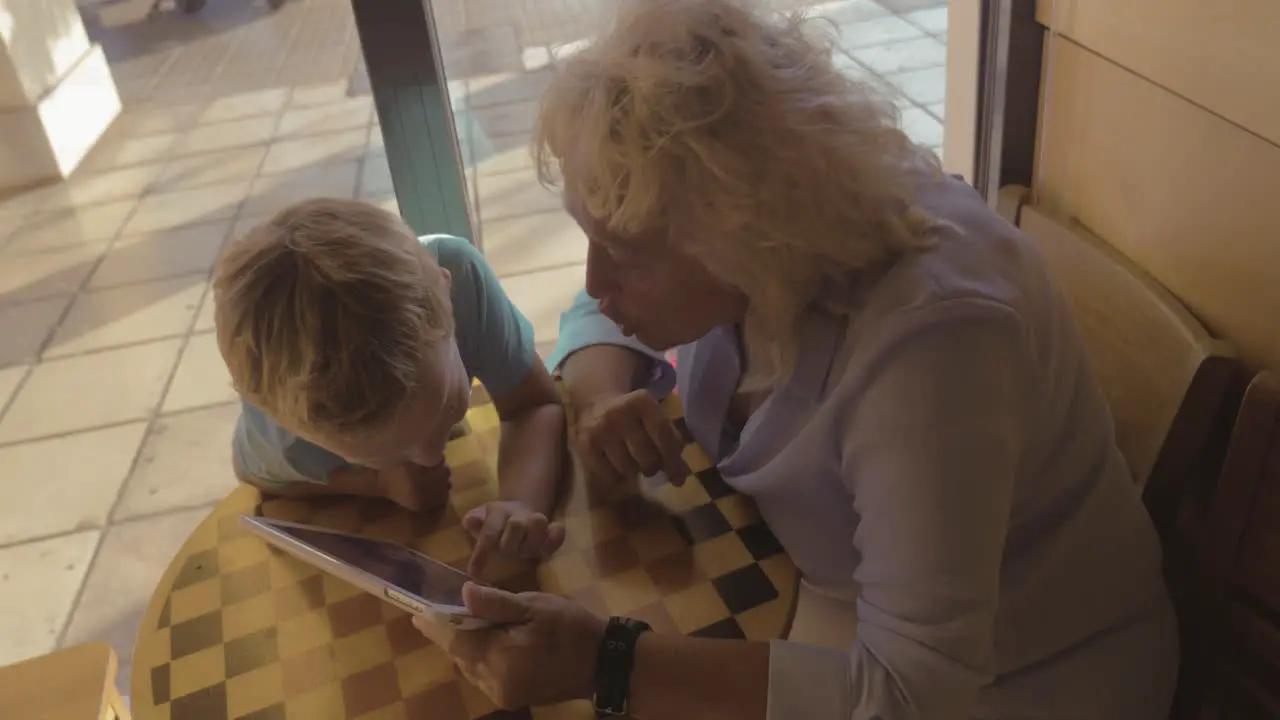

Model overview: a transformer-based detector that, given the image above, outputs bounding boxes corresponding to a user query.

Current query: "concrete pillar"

[0,0,121,190]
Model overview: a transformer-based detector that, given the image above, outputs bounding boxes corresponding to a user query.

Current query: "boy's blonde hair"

[533,0,944,390]
[213,198,453,436]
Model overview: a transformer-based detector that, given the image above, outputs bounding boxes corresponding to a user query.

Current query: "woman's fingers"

[619,407,664,476]
[638,401,690,484]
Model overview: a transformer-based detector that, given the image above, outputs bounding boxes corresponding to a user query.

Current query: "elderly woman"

[414,0,1179,718]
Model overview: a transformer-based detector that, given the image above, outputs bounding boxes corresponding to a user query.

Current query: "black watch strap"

[593,616,652,717]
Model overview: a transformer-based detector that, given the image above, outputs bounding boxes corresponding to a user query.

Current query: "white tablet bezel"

[238,515,490,630]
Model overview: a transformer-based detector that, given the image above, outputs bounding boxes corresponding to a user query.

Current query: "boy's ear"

[439,267,452,291]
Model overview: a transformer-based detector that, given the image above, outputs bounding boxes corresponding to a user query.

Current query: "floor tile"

[0,242,105,305]
[174,116,279,157]
[290,81,353,108]
[260,128,369,175]
[122,181,248,235]
[473,100,539,138]
[902,6,948,35]
[886,65,947,107]
[361,152,395,197]
[812,0,891,24]
[850,36,947,75]
[364,194,402,216]
[162,332,237,413]
[89,221,232,290]
[0,530,101,666]
[499,263,586,343]
[85,133,180,172]
[193,284,216,332]
[873,0,946,12]
[58,163,166,208]
[0,423,148,545]
[477,168,562,223]
[0,364,24,410]
[45,276,207,358]
[115,404,240,520]
[900,106,944,148]
[367,122,385,152]
[472,134,534,177]
[199,88,290,124]
[467,70,554,109]
[2,198,138,254]
[62,508,208,692]
[230,213,274,241]
[0,339,184,443]
[275,97,373,138]
[157,146,270,191]
[113,104,206,138]
[482,209,587,277]
[0,296,72,368]
[243,161,361,216]
[838,14,925,49]
[833,51,884,86]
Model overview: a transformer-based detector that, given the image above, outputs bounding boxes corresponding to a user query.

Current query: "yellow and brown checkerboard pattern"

[131,383,798,720]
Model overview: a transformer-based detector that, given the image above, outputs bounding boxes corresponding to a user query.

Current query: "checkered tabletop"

[131,383,799,719]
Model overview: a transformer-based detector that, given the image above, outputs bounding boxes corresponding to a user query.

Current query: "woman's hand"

[575,389,690,485]
[413,583,606,710]
[463,500,566,576]
[376,462,452,513]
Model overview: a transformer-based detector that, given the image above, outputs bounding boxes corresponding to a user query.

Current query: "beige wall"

[1032,0,1280,373]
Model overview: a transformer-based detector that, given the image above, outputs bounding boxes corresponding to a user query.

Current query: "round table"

[131,387,799,719]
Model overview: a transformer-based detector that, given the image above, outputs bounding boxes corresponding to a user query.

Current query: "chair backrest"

[998,186,1247,719]
[1188,372,1280,718]
[998,186,1237,495]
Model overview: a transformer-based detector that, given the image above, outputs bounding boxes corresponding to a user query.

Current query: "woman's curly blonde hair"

[533,0,946,389]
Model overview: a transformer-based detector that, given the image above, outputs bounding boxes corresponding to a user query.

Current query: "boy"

[213,198,566,575]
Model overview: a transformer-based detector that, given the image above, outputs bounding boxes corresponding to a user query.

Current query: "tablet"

[239,515,490,629]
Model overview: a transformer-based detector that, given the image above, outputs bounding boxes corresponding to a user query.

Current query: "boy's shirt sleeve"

[232,401,348,489]
[427,235,537,397]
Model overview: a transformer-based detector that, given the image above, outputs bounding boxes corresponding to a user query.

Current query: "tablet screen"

[266,520,468,607]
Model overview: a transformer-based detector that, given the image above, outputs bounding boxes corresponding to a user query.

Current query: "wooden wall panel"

[1034,38,1280,373]
[1035,0,1280,147]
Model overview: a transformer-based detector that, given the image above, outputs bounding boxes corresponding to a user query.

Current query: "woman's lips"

[597,299,634,336]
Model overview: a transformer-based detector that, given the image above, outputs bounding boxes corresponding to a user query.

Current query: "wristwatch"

[593,616,652,717]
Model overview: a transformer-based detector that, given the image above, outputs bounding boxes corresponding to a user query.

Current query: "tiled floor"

[0,0,946,696]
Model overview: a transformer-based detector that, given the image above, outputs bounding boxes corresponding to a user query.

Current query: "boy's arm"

[233,463,384,499]
[231,402,388,500]
[489,357,566,516]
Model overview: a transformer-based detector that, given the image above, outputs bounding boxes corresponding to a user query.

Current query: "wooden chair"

[1179,372,1280,718]
[997,186,1245,717]
[0,642,131,720]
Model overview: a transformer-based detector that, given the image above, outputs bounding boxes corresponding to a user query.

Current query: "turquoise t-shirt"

[231,234,536,487]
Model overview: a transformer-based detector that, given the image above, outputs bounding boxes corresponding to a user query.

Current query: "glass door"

[357,0,1022,243]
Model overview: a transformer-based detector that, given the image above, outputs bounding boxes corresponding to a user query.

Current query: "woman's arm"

[628,635,771,720]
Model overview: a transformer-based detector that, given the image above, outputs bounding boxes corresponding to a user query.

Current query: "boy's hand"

[377,462,452,513]
[464,500,566,576]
